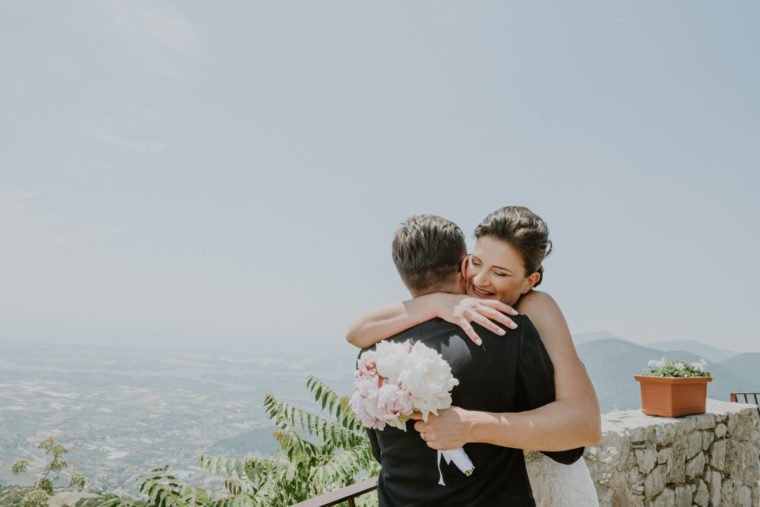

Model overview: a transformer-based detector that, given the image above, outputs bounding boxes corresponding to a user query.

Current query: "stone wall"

[584,399,760,506]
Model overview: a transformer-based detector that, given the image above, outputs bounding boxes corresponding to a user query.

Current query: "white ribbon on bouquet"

[437,448,475,486]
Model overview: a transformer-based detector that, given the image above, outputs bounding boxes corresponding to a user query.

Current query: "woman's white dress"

[525,450,599,507]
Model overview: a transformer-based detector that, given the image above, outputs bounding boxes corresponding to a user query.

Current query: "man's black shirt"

[362,315,584,507]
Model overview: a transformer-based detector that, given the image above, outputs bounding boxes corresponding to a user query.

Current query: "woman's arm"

[346,293,517,348]
[503,290,601,447]
[412,291,601,450]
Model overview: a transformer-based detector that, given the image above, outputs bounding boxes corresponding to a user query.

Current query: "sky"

[1,1,759,355]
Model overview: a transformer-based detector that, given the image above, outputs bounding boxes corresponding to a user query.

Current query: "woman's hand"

[427,293,518,345]
[410,407,475,450]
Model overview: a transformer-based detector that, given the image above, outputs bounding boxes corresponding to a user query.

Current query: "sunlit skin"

[465,234,542,307]
[345,230,602,451]
[410,234,600,451]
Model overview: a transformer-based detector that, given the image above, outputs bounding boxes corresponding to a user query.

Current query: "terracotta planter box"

[634,375,712,417]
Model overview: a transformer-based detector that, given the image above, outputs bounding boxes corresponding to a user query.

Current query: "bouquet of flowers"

[350,340,474,484]
[644,357,712,378]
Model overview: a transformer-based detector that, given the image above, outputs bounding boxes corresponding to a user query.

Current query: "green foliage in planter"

[643,358,712,378]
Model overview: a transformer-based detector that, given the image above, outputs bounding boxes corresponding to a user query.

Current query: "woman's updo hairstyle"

[474,206,552,287]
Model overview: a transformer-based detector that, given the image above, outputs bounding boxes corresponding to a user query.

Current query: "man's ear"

[522,272,541,294]
[460,255,470,276]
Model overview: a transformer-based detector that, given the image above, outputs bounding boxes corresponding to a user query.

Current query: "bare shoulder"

[517,290,563,320]
[516,290,575,360]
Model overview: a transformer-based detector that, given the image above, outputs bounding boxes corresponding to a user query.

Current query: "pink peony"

[350,390,386,430]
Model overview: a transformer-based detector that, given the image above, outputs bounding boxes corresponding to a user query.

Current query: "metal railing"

[290,477,378,507]
[730,392,760,416]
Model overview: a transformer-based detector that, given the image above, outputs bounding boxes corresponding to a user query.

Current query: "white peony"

[351,340,474,483]
[353,340,459,426]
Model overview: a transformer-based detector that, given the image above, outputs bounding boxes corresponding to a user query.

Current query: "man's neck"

[410,282,462,299]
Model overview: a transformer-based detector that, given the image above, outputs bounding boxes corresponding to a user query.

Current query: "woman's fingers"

[443,296,519,344]
[457,319,482,345]
[468,311,506,336]
[477,306,518,329]
[478,298,518,315]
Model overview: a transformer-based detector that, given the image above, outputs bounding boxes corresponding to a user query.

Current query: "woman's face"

[464,235,540,306]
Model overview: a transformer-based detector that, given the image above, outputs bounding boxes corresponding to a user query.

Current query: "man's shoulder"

[387,317,456,341]
[360,314,539,356]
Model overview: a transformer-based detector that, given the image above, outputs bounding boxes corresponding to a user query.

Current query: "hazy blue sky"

[2,1,759,354]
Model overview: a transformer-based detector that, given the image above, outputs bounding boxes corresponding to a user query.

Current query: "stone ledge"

[584,399,760,507]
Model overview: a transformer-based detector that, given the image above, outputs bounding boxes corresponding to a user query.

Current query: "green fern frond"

[125,376,378,507]
[273,428,324,463]
[310,444,378,487]
[136,468,185,507]
[206,495,255,507]
[266,398,367,450]
[306,376,365,433]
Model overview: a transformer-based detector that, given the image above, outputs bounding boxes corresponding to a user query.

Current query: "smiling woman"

[467,205,552,305]
[467,235,542,305]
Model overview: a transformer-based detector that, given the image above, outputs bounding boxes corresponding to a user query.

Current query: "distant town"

[1,333,758,498]
[0,340,354,497]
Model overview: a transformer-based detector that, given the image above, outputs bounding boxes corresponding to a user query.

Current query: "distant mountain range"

[573,331,632,345]
[573,334,760,413]
[645,340,740,363]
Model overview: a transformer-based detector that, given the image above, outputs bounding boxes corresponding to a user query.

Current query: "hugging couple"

[346,206,601,506]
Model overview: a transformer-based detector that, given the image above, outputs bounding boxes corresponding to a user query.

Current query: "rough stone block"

[597,444,623,470]
[629,425,654,443]
[627,468,644,495]
[666,445,686,483]
[727,412,738,434]
[686,431,702,459]
[674,484,692,507]
[721,478,735,505]
[725,439,740,474]
[652,487,675,507]
[636,448,656,475]
[676,417,697,435]
[694,479,709,507]
[714,422,727,438]
[734,485,752,506]
[693,413,716,430]
[685,452,705,479]
[645,464,667,498]
[731,417,751,440]
[653,424,676,445]
[607,470,629,491]
[707,470,721,506]
[709,439,726,471]
[701,430,714,451]
[656,447,671,465]
[596,485,613,506]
